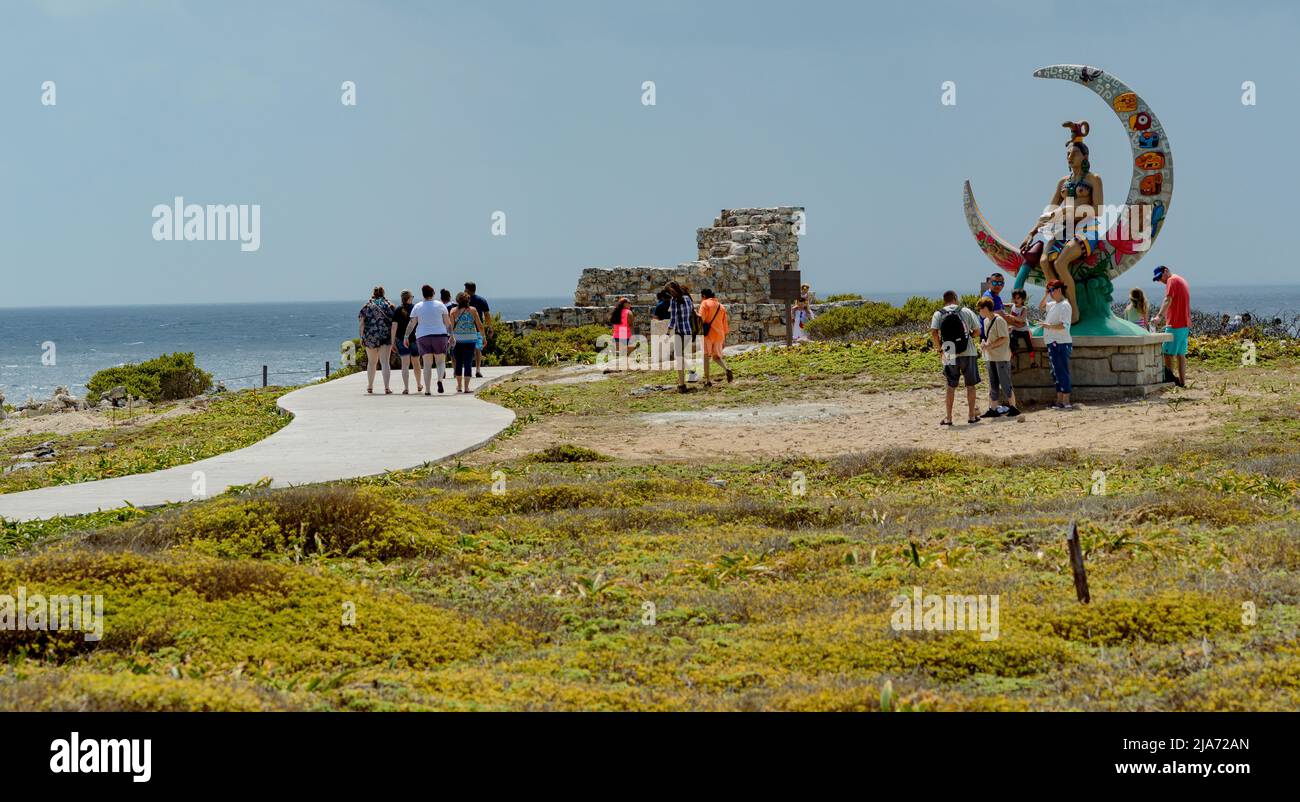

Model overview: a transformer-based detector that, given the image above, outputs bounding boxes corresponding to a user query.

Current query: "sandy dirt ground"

[0,400,206,442]
[470,367,1289,464]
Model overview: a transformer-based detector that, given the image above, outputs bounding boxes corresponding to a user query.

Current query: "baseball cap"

[1152,265,1168,281]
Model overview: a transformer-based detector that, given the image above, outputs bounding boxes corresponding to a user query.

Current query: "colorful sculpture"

[964,65,1174,336]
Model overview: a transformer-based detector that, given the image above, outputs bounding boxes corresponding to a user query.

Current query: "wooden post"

[1066,520,1090,604]
[786,302,794,347]
[262,365,268,388]
[325,361,331,379]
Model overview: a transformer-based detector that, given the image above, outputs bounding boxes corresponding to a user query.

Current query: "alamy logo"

[0,586,102,642]
[50,732,151,783]
[890,586,1000,641]
[151,197,261,252]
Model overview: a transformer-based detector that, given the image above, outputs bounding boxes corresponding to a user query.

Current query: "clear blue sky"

[1,0,1296,306]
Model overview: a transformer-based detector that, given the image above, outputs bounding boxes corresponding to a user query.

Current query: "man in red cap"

[1151,265,1189,387]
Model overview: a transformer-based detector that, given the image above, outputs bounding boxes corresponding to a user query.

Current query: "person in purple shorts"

[409,284,452,395]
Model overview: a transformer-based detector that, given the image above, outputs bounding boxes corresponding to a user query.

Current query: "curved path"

[0,367,526,523]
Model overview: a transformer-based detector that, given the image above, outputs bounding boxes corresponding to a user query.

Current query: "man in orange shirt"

[1152,265,1190,387]
[698,288,733,387]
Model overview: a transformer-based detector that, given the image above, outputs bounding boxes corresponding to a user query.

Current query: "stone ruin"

[507,207,805,344]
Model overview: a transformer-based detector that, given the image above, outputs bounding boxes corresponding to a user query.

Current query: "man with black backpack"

[929,290,982,426]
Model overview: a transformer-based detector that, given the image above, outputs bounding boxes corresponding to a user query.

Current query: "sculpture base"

[1010,333,1174,405]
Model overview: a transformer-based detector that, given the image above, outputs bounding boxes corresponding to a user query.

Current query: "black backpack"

[939,308,971,355]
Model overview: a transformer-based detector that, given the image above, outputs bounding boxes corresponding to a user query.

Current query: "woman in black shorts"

[390,290,423,394]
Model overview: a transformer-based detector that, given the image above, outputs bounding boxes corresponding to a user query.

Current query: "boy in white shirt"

[1005,288,1035,367]
[978,297,1019,418]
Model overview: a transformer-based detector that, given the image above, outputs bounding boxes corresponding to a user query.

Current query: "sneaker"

[475,371,484,378]
[1060,403,1074,410]
[1050,403,1064,410]
[1005,406,1021,417]
[996,406,1009,414]
[980,408,1003,419]
[437,381,444,394]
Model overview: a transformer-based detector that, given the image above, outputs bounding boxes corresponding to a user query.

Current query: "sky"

[1,0,1297,307]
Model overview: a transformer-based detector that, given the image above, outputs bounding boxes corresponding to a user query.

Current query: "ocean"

[0,297,568,401]
[1,286,1296,401]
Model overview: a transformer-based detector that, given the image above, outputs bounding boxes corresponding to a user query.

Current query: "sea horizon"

[4,282,1300,312]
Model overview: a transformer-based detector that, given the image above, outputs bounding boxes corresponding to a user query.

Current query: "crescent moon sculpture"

[963,65,1173,336]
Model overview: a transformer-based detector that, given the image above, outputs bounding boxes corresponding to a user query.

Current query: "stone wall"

[510,207,804,344]
[511,302,797,343]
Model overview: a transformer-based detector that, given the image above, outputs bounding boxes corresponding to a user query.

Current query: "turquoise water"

[0,297,567,400]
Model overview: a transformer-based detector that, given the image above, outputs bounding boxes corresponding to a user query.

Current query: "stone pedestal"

[1010,333,1173,404]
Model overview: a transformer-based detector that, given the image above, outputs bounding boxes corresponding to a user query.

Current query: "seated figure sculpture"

[1015,121,1102,324]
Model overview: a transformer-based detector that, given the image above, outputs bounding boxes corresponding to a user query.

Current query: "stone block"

[1068,357,1119,386]
[1011,367,1056,387]
[1110,354,1141,372]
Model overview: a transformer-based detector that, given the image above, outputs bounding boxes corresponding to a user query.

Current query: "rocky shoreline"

[1,384,155,421]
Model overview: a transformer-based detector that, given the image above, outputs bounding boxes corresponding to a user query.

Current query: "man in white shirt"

[929,290,983,426]
[1039,280,1073,410]
[410,284,452,395]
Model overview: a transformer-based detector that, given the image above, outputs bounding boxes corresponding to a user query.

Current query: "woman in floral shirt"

[358,286,396,394]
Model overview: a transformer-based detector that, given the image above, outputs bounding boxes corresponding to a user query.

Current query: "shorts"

[453,342,477,376]
[943,356,980,388]
[396,341,418,357]
[1010,330,1032,353]
[418,334,450,356]
[1048,219,1103,257]
[1048,342,1073,393]
[1162,326,1188,357]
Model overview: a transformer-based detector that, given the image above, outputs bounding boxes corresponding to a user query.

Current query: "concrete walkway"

[0,367,526,523]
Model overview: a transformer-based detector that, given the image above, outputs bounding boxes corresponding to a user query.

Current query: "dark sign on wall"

[769,269,803,301]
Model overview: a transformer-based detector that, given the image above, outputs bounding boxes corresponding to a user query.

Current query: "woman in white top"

[1039,280,1073,410]
[410,284,452,395]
